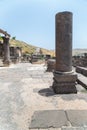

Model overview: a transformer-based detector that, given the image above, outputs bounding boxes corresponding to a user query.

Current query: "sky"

[0,0,87,50]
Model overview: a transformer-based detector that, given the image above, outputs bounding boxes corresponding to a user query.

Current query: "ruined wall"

[72,55,87,67]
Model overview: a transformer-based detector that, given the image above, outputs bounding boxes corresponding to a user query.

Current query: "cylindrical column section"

[56,11,72,72]
[2,37,10,65]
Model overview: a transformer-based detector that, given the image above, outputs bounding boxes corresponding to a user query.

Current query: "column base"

[52,71,77,94]
[3,60,11,66]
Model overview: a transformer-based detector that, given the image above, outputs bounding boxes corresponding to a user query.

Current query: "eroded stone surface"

[0,63,87,130]
[66,110,87,127]
[29,110,68,129]
[52,11,77,94]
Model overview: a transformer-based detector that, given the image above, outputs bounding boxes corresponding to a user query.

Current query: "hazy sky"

[0,0,87,49]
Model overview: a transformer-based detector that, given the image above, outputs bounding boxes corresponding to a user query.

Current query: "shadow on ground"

[38,87,87,102]
[38,88,55,97]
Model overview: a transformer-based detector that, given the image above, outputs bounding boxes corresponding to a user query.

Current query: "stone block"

[66,110,87,127]
[53,72,77,83]
[62,127,84,130]
[76,66,87,77]
[47,59,55,72]
[52,72,77,94]
[29,110,68,129]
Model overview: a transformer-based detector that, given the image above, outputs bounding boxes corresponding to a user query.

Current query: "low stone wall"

[76,66,87,77]
[31,60,45,64]
[72,56,87,67]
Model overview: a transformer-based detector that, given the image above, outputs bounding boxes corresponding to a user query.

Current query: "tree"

[12,36,16,40]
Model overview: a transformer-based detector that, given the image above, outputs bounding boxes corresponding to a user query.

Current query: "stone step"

[77,73,87,89]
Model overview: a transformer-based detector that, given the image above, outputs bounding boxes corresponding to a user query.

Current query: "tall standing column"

[52,11,77,94]
[2,37,11,66]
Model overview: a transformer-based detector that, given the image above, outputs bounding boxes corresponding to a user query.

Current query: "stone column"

[2,37,11,66]
[52,11,77,94]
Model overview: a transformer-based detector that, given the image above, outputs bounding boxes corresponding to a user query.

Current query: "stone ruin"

[31,54,45,64]
[21,54,31,63]
[0,29,22,66]
[72,53,87,67]
[46,58,55,72]
[10,46,22,63]
[30,48,45,64]
[52,11,77,94]
[0,29,11,66]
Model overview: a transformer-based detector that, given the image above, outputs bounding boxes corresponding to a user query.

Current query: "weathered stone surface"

[52,72,77,94]
[55,11,72,72]
[10,46,22,63]
[52,11,77,94]
[77,73,87,89]
[84,127,87,130]
[76,66,87,77]
[48,128,61,130]
[53,72,77,82]
[0,63,87,130]
[72,55,87,67]
[66,110,87,127]
[52,81,77,94]
[29,110,68,129]
[47,59,55,72]
[62,127,84,130]
[2,37,11,66]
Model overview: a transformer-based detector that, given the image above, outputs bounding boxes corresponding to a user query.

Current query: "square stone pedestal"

[52,71,77,94]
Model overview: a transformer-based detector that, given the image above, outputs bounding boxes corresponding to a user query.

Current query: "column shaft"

[56,12,72,72]
[2,37,10,66]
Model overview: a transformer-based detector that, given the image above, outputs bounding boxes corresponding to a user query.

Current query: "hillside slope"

[9,39,55,57]
[9,39,36,54]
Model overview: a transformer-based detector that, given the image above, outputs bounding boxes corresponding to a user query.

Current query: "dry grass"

[9,39,55,57]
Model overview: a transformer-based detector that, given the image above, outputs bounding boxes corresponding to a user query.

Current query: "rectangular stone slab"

[66,110,87,127]
[62,127,84,130]
[29,110,68,129]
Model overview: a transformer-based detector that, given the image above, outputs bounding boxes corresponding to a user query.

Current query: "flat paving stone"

[62,127,84,130]
[66,110,87,127]
[84,127,87,130]
[29,110,68,129]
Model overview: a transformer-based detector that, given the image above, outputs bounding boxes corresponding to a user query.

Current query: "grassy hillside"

[9,39,36,54]
[9,39,55,57]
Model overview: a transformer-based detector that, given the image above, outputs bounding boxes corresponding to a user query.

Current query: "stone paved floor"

[0,63,87,130]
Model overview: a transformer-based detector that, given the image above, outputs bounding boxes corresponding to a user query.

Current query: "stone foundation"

[52,71,77,94]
